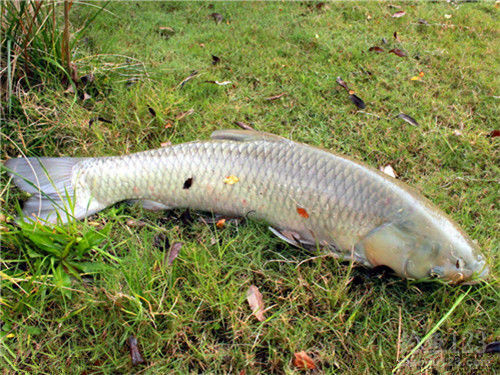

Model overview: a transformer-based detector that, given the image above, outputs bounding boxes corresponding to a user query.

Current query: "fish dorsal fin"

[211,129,288,143]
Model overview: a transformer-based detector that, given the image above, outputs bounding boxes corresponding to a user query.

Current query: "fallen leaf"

[127,336,145,366]
[223,175,239,185]
[178,70,198,88]
[396,113,419,126]
[410,76,421,81]
[216,218,226,228]
[444,14,452,19]
[80,73,95,86]
[293,351,316,370]
[126,219,146,228]
[176,108,194,120]
[205,80,232,86]
[296,207,309,219]
[164,122,173,129]
[336,76,350,91]
[381,37,388,44]
[212,55,220,65]
[153,232,169,252]
[393,31,401,42]
[209,12,223,24]
[167,242,183,265]
[159,26,174,33]
[160,141,172,147]
[484,341,500,353]
[64,85,75,94]
[388,48,407,57]
[392,11,406,18]
[452,130,462,136]
[349,93,366,109]
[266,93,286,101]
[368,46,385,53]
[148,107,156,117]
[235,121,254,130]
[379,164,397,178]
[487,129,500,138]
[418,18,429,25]
[246,285,265,322]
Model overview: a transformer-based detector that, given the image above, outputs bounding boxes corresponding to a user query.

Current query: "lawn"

[1,1,499,374]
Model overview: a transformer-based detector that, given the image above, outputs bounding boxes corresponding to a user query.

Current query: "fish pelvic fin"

[211,129,289,143]
[4,157,102,224]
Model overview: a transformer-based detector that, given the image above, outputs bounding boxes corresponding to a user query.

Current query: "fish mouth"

[448,262,489,285]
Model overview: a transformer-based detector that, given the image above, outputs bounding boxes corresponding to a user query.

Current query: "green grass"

[1,1,499,373]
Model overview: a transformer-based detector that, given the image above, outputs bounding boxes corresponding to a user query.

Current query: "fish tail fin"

[4,156,99,224]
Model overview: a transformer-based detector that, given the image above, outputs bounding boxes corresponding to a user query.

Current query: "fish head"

[358,219,488,284]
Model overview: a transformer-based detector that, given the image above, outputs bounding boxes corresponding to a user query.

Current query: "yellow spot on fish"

[223,175,239,185]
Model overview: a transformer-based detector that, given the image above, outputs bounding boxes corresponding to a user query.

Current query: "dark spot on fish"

[183,177,193,189]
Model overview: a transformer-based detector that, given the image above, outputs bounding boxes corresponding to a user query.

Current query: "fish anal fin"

[211,129,288,143]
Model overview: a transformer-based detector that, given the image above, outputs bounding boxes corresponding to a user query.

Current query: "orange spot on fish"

[296,207,309,218]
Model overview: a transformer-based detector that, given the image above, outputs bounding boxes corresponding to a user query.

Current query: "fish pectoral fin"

[132,200,171,211]
[211,129,288,143]
[269,227,315,248]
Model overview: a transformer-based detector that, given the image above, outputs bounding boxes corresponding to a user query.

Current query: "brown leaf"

[484,341,500,353]
[392,11,406,18]
[126,219,146,228]
[176,108,194,120]
[127,336,145,366]
[487,129,500,138]
[209,12,223,24]
[336,76,350,91]
[246,285,265,322]
[368,46,385,53]
[153,233,170,252]
[293,351,316,370]
[178,70,198,88]
[388,48,407,57]
[396,113,419,126]
[266,92,286,101]
[234,121,254,130]
[393,31,401,42]
[216,218,226,228]
[349,94,366,109]
[167,242,183,266]
[159,26,174,33]
[296,207,309,219]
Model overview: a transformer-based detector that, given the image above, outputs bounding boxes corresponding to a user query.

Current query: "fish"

[4,129,489,283]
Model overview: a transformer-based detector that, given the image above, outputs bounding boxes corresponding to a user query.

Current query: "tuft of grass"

[1,2,499,374]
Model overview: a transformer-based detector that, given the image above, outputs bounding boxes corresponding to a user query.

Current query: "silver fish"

[5,129,489,283]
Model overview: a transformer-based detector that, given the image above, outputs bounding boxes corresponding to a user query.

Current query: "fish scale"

[5,129,488,282]
[75,138,390,258]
